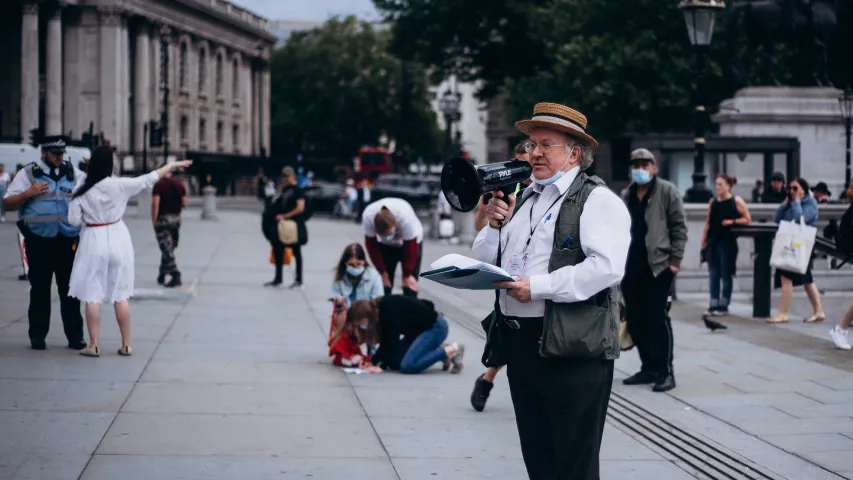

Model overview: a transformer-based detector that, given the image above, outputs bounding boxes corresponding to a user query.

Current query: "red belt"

[86,220,120,228]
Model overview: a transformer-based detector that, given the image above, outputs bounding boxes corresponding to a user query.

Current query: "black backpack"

[836,203,853,255]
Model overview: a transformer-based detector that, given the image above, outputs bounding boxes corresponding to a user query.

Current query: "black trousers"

[505,319,614,480]
[271,240,303,284]
[622,265,675,376]
[378,242,422,297]
[25,234,84,344]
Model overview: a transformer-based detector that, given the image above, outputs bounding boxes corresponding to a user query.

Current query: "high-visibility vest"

[18,161,81,238]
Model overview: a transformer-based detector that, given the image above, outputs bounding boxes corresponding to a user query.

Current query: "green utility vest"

[481,172,620,366]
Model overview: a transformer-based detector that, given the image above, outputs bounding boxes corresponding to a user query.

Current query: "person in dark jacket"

[261,167,307,288]
[762,171,788,204]
[344,296,465,374]
[768,177,825,324]
[619,148,687,393]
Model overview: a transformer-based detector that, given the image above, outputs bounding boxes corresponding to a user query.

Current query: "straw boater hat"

[514,102,598,148]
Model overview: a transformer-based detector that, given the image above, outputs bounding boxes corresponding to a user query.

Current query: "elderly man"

[620,148,687,393]
[473,103,631,479]
[2,137,86,350]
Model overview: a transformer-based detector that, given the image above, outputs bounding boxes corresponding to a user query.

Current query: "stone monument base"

[713,87,845,195]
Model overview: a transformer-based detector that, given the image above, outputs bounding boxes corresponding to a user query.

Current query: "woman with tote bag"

[768,177,825,324]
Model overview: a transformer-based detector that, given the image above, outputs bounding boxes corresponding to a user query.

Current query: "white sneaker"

[829,326,852,351]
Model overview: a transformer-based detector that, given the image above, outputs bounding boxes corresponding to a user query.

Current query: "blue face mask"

[631,169,652,185]
[346,265,365,277]
[530,148,573,186]
[381,232,396,242]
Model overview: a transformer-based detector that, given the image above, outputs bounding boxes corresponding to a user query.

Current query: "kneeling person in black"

[345,296,465,374]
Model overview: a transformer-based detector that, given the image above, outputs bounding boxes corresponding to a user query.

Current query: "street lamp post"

[439,88,462,160]
[839,87,853,190]
[159,27,171,165]
[679,0,724,203]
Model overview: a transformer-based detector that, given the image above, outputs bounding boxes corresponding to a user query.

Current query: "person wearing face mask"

[329,243,384,366]
[619,148,687,393]
[362,197,424,296]
[473,103,631,480]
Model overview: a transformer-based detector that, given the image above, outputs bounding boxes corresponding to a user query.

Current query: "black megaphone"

[440,157,532,212]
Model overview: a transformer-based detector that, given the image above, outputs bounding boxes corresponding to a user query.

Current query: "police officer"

[2,136,86,350]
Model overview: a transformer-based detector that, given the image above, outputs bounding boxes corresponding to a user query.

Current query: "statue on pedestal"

[727,0,837,86]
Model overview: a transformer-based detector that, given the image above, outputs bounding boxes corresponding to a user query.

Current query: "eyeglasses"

[522,141,572,155]
[788,186,799,191]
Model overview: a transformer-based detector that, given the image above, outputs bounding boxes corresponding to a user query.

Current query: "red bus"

[355,147,392,176]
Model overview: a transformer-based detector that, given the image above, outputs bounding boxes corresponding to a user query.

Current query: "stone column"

[62,9,81,136]
[20,2,39,139]
[45,7,63,136]
[252,69,260,155]
[134,24,150,152]
[99,7,122,144]
[261,68,271,155]
[149,30,161,122]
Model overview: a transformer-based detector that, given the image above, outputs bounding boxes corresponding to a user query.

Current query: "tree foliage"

[269,16,441,162]
[375,0,853,141]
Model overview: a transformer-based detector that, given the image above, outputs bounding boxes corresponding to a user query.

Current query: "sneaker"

[449,343,465,374]
[156,274,166,285]
[830,326,852,351]
[470,374,494,412]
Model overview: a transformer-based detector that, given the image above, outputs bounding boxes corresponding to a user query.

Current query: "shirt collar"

[527,165,581,197]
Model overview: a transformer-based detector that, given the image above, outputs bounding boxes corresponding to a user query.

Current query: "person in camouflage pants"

[155,214,181,286]
[152,172,187,288]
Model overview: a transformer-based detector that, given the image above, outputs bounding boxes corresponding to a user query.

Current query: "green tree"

[269,16,441,161]
[374,0,838,139]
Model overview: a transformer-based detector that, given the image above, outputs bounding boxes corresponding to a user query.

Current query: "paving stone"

[736,418,853,436]
[140,358,350,386]
[0,379,133,412]
[354,385,516,419]
[97,412,386,457]
[702,405,796,424]
[123,383,365,416]
[774,404,853,419]
[81,456,399,480]
[761,433,853,453]
[678,392,823,409]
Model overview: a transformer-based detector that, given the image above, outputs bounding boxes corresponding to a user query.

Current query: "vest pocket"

[539,292,618,360]
[547,245,582,273]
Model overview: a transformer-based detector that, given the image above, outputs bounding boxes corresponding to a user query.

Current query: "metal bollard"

[201,185,218,220]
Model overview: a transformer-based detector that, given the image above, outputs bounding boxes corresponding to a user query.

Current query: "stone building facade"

[0,0,277,158]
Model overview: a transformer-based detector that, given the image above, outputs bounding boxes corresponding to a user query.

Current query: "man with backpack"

[262,167,312,289]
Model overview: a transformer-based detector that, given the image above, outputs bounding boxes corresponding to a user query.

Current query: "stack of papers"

[420,254,514,290]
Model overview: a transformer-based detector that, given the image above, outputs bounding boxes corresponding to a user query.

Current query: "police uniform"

[3,137,86,350]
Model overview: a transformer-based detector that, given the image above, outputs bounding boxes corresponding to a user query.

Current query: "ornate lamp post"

[439,87,462,160]
[679,0,725,203]
[840,87,853,190]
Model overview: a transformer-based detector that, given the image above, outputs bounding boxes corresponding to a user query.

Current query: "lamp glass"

[840,90,853,120]
[682,8,718,46]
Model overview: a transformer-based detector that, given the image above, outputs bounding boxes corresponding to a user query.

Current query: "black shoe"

[288,282,303,290]
[67,340,87,350]
[30,339,46,350]
[653,374,676,392]
[264,280,282,287]
[703,315,728,331]
[470,374,494,412]
[622,371,658,385]
[165,276,182,288]
[156,274,166,285]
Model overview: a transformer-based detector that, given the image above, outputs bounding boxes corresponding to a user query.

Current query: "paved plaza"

[1,205,853,479]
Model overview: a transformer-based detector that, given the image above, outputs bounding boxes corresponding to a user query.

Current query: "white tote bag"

[770,216,817,274]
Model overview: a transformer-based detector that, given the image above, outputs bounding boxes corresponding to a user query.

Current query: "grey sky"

[231,0,380,22]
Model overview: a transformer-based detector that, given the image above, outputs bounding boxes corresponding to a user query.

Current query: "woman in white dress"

[68,146,191,357]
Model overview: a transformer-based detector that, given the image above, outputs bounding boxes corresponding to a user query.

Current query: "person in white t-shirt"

[0,164,10,222]
[362,197,424,297]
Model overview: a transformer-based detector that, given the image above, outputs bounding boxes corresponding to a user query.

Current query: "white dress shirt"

[472,166,631,317]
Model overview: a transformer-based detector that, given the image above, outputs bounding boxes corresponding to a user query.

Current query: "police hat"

[40,136,66,153]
